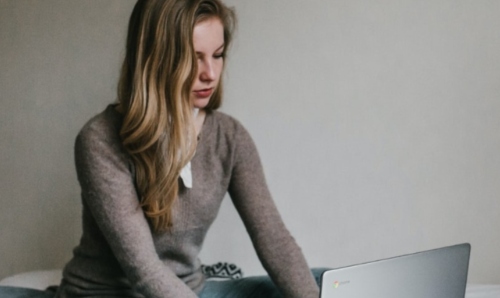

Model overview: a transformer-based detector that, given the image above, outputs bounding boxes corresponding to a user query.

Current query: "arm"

[75,120,197,298]
[227,124,319,298]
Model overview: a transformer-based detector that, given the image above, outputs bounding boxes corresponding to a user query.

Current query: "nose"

[199,59,215,82]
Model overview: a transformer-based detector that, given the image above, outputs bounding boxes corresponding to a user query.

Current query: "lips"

[193,88,213,98]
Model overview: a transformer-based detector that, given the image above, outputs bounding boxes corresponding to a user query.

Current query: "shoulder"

[77,104,123,145]
[76,104,124,153]
[206,111,260,165]
[210,110,243,130]
[74,105,129,167]
[208,110,253,145]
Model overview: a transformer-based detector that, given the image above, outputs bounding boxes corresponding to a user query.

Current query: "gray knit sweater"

[56,105,319,298]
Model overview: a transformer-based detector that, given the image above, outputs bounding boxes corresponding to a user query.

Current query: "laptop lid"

[320,243,470,298]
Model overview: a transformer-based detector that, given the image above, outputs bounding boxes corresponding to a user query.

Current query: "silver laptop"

[320,243,470,298]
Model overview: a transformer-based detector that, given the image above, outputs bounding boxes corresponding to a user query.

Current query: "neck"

[194,109,206,136]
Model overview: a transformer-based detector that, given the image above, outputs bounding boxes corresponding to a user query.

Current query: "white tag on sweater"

[179,161,193,188]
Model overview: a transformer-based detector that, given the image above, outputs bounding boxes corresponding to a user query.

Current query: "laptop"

[320,243,470,298]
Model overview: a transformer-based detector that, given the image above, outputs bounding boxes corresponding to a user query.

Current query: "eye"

[214,52,225,59]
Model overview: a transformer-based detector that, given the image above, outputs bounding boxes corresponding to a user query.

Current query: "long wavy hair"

[116,0,236,232]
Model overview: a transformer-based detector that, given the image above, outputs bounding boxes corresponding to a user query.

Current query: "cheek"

[215,61,224,78]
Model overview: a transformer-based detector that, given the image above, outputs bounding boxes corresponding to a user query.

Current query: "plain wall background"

[1,0,499,284]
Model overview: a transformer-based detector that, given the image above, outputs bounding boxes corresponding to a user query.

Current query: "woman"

[1,0,325,297]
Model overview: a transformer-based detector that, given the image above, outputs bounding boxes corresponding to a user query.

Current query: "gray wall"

[1,0,499,284]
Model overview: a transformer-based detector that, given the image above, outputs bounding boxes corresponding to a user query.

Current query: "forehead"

[193,18,224,50]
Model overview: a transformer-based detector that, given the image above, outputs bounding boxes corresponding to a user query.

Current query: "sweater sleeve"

[227,123,320,298]
[74,121,197,298]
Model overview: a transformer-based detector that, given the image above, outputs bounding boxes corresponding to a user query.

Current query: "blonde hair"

[116,0,236,232]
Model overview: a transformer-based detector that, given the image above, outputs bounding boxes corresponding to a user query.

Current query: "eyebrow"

[215,43,225,52]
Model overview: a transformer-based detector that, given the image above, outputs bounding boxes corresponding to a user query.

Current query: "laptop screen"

[320,243,470,298]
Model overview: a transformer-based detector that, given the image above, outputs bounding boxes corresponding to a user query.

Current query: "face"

[190,17,225,109]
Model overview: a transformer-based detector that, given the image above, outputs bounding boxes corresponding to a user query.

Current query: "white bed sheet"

[0,270,62,290]
[466,284,500,298]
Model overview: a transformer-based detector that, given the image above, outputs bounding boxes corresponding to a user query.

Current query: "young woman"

[0,1,326,297]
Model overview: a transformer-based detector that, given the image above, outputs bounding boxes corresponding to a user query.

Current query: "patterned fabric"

[201,263,244,280]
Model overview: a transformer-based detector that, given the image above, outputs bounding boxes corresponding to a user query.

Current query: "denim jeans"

[0,286,55,298]
[199,268,327,298]
[0,268,328,298]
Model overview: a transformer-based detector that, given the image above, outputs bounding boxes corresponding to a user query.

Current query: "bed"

[1,270,500,297]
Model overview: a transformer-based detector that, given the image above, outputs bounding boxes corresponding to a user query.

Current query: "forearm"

[227,123,319,298]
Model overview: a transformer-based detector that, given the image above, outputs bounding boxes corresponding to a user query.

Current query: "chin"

[193,98,210,109]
